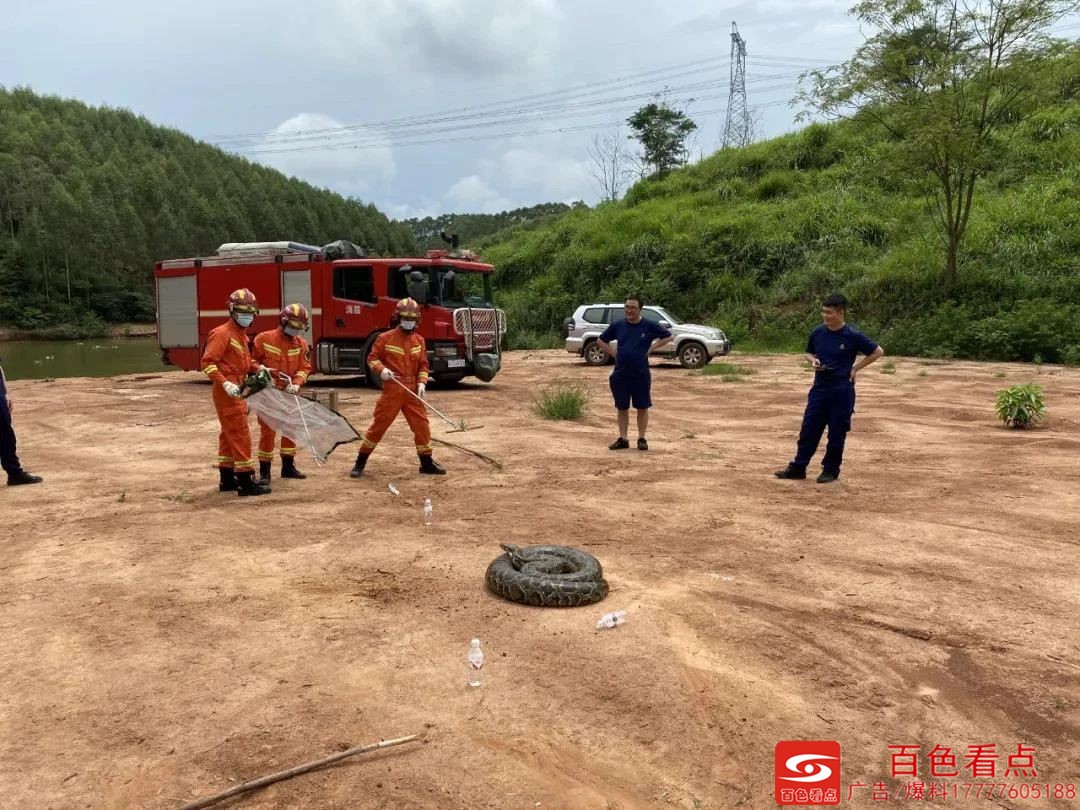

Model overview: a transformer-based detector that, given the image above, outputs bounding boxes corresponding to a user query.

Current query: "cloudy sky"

[3,1,1077,220]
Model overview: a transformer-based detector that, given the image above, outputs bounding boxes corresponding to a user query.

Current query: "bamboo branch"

[178,733,421,810]
[430,437,504,470]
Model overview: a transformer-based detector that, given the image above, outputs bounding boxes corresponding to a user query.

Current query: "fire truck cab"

[153,240,506,386]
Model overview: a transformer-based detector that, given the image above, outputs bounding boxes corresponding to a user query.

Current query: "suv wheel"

[677,341,708,369]
[583,339,610,366]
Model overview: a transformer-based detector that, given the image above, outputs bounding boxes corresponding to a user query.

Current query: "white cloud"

[248,113,396,198]
[443,175,514,213]
[323,0,564,76]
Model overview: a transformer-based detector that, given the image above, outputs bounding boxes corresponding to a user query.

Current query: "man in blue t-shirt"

[775,293,883,483]
[597,296,673,451]
[0,358,44,486]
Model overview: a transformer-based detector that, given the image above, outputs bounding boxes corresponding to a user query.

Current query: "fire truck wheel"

[364,332,387,389]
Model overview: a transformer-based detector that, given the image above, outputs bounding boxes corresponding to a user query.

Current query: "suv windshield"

[641,307,681,325]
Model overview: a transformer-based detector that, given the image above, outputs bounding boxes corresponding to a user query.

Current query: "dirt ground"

[2,350,1079,809]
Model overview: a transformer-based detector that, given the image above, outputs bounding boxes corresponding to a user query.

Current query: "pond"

[0,338,172,381]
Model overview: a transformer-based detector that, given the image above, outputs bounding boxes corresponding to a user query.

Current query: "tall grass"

[534,381,589,420]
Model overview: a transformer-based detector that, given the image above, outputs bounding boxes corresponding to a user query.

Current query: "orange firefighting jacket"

[367,328,430,386]
[253,328,312,388]
[201,320,258,386]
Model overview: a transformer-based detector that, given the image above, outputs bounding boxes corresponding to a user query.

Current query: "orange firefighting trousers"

[257,418,297,460]
[359,379,432,456]
[213,383,254,472]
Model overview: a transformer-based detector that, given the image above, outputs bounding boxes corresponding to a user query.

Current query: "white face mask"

[284,325,302,337]
[234,313,254,327]
[400,319,417,332]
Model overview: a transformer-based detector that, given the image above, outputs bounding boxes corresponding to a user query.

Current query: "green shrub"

[534,381,589,420]
[701,363,756,377]
[994,384,1046,428]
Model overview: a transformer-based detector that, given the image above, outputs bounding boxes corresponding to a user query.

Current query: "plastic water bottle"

[596,610,627,629]
[467,638,484,687]
[423,498,433,525]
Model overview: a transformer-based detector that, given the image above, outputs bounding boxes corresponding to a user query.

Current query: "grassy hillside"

[482,51,1080,362]
[0,87,415,337]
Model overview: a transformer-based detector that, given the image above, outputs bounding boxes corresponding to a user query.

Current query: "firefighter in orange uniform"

[201,288,271,497]
[253,303,313,484]
[350,298,446,477]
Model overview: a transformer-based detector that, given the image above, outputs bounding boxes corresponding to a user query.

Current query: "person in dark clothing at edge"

[597,295,674,451]
[775,293,884,484]
[0,358,43,486]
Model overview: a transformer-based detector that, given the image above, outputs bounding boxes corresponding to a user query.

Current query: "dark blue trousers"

[791,383,856,475]
[0,396,22,476]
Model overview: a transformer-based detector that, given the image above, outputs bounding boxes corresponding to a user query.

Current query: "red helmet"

[227,288,259,315]
[280,303,310,330]
[396,297,421,324]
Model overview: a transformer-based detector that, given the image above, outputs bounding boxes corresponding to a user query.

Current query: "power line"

[208,51,840,147]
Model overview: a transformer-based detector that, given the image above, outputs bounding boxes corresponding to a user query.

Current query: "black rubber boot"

[281,457,306,479]
[419,454,446,475]
[237,471,271,497]
[257,461,272,486]
[218,468,238,492]
[349,452,369,478]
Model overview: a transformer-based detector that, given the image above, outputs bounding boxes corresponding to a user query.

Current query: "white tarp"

[245,387,359,461]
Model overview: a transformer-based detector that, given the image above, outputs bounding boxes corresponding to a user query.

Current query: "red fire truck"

[153,240,506,386]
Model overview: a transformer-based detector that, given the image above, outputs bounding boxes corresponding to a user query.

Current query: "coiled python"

[485,544,609,607]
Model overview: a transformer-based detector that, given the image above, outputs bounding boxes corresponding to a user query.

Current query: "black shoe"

[281,458,306,479]
[419,454,446,475]
[218,468,238,492]
[774,465,807,480]
[349,453,369,478]
[817,471,839,484]
[608,437,630,450]
[236,472,271,497]
[257,461,272,486]
[7,470,43,486]
[637,437,648,451]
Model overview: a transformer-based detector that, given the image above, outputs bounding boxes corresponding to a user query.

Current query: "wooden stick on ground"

[178,733,421,810]
[430,437,503,470]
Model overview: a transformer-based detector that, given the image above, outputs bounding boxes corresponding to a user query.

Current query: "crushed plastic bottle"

[596,610,627,629]
[388,483,400,496]
[467,638,484,687]
[423,498,433,525]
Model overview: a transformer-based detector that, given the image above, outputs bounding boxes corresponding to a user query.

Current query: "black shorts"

[609,368,652,410]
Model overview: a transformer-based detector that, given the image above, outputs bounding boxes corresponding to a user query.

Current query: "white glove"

[417,383,426,398]
[380,368,395,381]
[223,381,242,398]
[285,383,300,394]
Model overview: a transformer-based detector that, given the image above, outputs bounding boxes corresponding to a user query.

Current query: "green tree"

[799,0,1079,291]
[626,102,698,179]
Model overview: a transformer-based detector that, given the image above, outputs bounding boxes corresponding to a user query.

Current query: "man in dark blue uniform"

[775,294,883,483]
[597,296,673,451]
[1,358,43,486]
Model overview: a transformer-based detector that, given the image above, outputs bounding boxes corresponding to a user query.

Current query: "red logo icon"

[775,740,842,805]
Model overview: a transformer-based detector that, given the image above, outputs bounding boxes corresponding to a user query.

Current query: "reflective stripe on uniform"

[261,344,282,356]
[384,345,406,355]
[203,364,219,375]
[229,338,245,352]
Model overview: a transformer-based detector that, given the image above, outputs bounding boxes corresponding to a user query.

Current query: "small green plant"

[118,491,126,503]
[701,363,756,378]
[534,381,589,420]
[917,370,928,377]
[680,430,697,439]
[1051,695,1068,712]
[993,371,1006,378]
[880,361,897,375]
[994,384,1046,429]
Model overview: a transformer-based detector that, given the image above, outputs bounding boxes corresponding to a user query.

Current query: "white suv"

[563,304,732,368]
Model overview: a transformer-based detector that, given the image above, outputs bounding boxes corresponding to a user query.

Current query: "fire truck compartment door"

[157,275,198,347]
[281,269,313,340]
